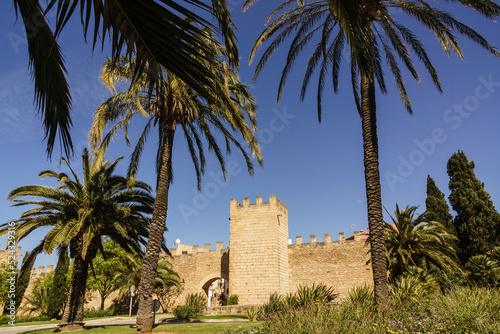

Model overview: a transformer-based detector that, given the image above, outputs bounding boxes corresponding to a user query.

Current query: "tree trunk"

[60,238,99,331]
[360,48,389,311]
[136,123,176,333]
[59,254,90,331]
[100,294,105,310]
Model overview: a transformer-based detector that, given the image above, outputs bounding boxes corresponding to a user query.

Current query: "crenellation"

[47,265,54,273]
[230,194,288,216]
[325,234,331,243]
[256,196,262,205]
[310,235,316,243]
[339,232,345,242]
[204,243,211,251]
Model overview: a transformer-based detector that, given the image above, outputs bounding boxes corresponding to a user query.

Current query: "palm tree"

[90,28,262,333]
[11,0,239,157]
[246,0,499,310]
[1,148,154,330]
[384,205,460,279]
[115,254,181,296]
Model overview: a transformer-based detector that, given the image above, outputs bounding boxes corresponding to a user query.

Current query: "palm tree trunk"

[136,122,176,333]
[59,254,89,331]
[60,238,99,331]
[360,52,389,311]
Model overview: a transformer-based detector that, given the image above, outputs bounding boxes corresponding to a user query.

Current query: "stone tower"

[228,195,289,305]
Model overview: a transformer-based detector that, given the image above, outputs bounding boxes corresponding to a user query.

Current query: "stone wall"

[229,195,289,305]
[167,243,229,307]
[288,234,372,299]
[8,194,374,312]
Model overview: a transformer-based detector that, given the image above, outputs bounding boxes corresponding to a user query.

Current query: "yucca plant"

[347,285,375,310]
[388,275,428,306]
[294,284,337,307]
[246,307,260,322]
[261,293,286,317]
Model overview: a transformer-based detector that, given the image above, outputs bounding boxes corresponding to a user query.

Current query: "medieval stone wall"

[229,195,289,305]
[167,243,229,307]
[7,194,374,312]
[288,234,372,299]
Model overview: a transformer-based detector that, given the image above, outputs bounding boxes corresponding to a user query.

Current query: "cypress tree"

[447,150,500,262]
[11,250,37,313]
[46,247,70,319]
[425,174,455,235]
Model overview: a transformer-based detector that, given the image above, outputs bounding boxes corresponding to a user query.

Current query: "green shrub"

[173,305,196,319]
[260,292,286,317]
[228,294,239,305]
[293,284,337,306]
[186,292,207,314]
[83,308,116,318]
[246,307,260,322]
[259,286,500,334]
[0,315,11,325]
[347,285,375,309]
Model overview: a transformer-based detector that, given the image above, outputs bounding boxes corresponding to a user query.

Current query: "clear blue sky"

[1,1,500,268]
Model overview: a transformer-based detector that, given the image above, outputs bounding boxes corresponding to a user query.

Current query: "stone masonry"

[167,195,373,306]
[229,195,289,305]
[6,195,373,312]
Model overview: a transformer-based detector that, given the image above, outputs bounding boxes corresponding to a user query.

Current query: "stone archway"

[202,277,228,307]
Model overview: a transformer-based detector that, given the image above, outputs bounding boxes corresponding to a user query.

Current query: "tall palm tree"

[90,29,262,333]
[12,0,239,157]
[246,0,499,310]
[384,205,460,279]
[1,148,155,330]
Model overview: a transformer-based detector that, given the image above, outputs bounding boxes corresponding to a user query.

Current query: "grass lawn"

[20,321,260,334]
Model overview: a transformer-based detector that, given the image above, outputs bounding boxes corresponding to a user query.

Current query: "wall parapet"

[170,242,228,257]
[230,195,288,216]
[291,231,365,246]
[30,265,53,277]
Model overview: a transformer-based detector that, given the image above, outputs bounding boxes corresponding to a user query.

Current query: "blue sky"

[1,1,500,268]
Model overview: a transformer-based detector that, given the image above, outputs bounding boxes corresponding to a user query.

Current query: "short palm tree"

[246,0,499,309]
[12,0,239,157]
[90,28,262,333]
[1,148,154,330]
[384,205,460,279]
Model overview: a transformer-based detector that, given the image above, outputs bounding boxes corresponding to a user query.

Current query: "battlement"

[291,231,365,246]
[30,265,54,276]
[230,195,288,216]
[170,242,227,257]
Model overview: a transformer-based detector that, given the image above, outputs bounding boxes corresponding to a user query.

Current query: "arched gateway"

[165,195,373,307]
